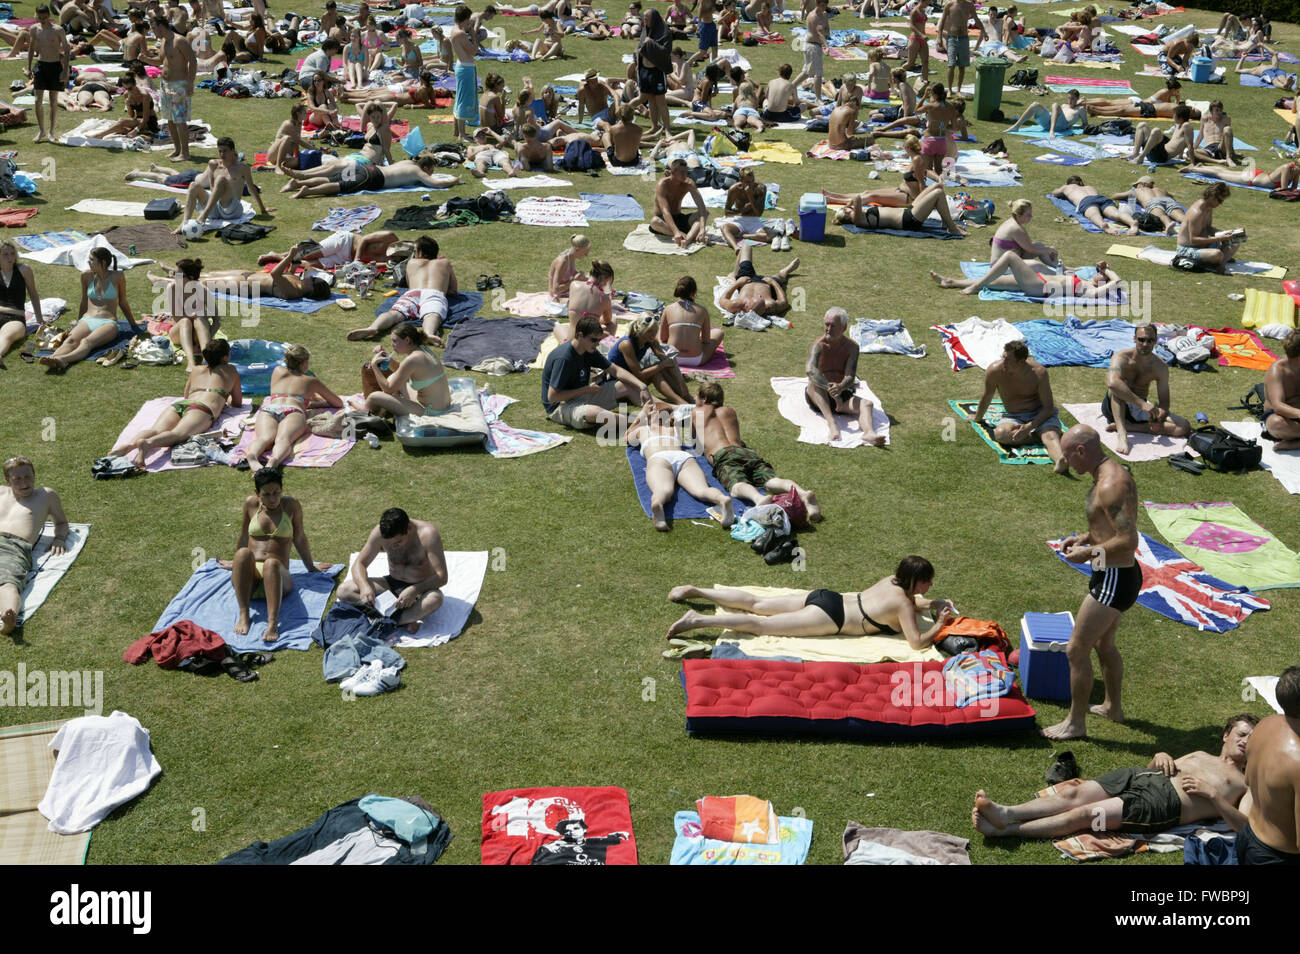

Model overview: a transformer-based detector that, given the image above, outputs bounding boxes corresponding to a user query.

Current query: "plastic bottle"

[365,433,380,449]
[1196,412,1208,425]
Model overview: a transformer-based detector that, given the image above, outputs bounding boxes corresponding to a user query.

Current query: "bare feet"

[406,620,420,633]
[1274,438,1300,451]
[651,502,669,532]
[799,487,823,522]
[718,498,734,529]
[974,790,1009,830]
[1053,457,1070,475]
[666,609,705,639]
[1089,702,1125,723]
[1041,719,1087,741]
[346,327,380,341]
[959,284,979,296]
[234,611,251,636]
[1116,439,1131,456]
[827,423,842,442]
[38,355,63,370]
[262,623,279,643]
[668,585,701,603]
[1,608,15,635]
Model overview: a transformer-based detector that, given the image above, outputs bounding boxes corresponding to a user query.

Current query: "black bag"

[217,223,274,244]
[1187,425,1262,472]
[557,139,605,172]
[1234,383,1268,421]
[1009,68,1038,87]
[144,197,179,220]
[1135,211,1163,233]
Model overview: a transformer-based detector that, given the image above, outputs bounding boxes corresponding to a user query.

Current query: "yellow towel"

[1105,243,1144,260]
[1275,107,1298,128]
[529,320,630,370]
[1242,288,1297,329]
[745,141,804,165]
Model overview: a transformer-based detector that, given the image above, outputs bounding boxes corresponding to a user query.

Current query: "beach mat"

[1144,501,1300,591]
[625,446,747,523]
[771,376,890,448]
[18,523,91,627]
[231,421,356,469]
[336,550,489,647]
[0,722,91,865]
[1063,402,1191,461]
[110,398,247,473]
[949,400,1054,465]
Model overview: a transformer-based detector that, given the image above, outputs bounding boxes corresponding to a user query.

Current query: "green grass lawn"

[1,1,1297,865]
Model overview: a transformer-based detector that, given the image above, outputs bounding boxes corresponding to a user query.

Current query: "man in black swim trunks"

[1239,667,1300,864]
[26,6,70,144]
[649,159,710,248]
[336,507,448,634]
[1263,329,1300,451]
[975,714,1256,838]
[1044,423,1140,741]
[1051,175,1140,235]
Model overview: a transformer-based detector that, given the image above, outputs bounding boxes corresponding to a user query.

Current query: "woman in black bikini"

[665,556,958,650]
[833,183,966,237]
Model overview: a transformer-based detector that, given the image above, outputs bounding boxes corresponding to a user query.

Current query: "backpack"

[1135,211,1163,233]
[1234,383,1268,421]
[1009,68,1038,88]
[558,139,604,172]
[1187,425,1262,473]
[218,223,275,244]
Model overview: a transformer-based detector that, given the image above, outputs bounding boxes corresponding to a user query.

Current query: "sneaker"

[734,311,769,331]
[785,218,796,237]
[339,659,381,694]
[353,664,402,696]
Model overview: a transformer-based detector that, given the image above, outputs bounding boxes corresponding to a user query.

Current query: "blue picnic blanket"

[849,318,925,357]
[1026,138,1109,159]
[625,446,747,523]
[578,192,645,221]
[842,221,960,239]
[1014,315,1140,367]
[1034,152,1091,166]
[153,558,344,652]
[1240,70,1297,88]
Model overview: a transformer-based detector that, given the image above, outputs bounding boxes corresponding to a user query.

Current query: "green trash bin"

[973,57,1011,122]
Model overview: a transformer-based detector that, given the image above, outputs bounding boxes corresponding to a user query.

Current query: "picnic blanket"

[442,316,554,370]
[1046,193,1162,236]
[152,558,344,652]
[231,417,355,469]
[949,400,1055,465]
[57,117,149,150]
[671,810,813,865]
[481,174,573,190]
[479,392,573,459]
[606,157,653,177]
[1241,71,1299,88]
[1143,502,1300,591]
[1048,534,1270,632]
[1015,316,1139,367]
[849,318,925,358]
[623,223,714,255]
[1220,420,1300,495]
[625,446,747,523]
[1005,122,1081,138]
[931,317,1024,371]
[16,523,90,627]
[771,376,890,448]
[0,721,91,865]
[577,192,645,221]
[1062,402,1190,461]
[110,398,247,472]
[311,205,383,232]
[1026,137,1110,159]
[13,230,89,254]
[371,290,481,330]
[337,550,488,647]
[1045,74,1135,92]
[515,195,592,228]
[18,234,152,270]
[1105,243,1288,279]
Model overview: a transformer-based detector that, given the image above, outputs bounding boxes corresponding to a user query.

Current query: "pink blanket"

[503,290,640,322]
[111,397,248,473]
[1063,402,1192,462]
[231,412,357,468]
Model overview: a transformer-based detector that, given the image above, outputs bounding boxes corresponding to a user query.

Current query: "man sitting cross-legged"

[336,507,448,634]
[974,340,1068,473]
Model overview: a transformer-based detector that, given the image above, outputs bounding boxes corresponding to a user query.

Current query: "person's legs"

[231,546,257,634]
[134,407,216,462]
[394,588,443,630]
[260,556,292,643]
[0,320,26,368]
[243,412,280,470]
[667,604,841,638]
[1040,425,1068,473]
[42,321,117,369]
[962,249,1043,295]
[1042,595,1122,739]
[1092,614,1125,722]
[1103,390,1135,454]
[265,415,308,470]
[806,381,843,441]
[653,359,692,405]
[644,455,677,531]
[0,581,19,635]
[677,458,734,526]
[365,390,422,418]
[668,584,807,614]
[32,88,46,141]
[1104,202,1139,235]
[973,782,1122,837]
[844,394,884,445]
[346,306,404,340]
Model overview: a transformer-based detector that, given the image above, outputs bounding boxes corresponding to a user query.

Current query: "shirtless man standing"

[1043,423,1140,741]
[347,236,456,344]
[1238,667,1300,864]
[805,307,884,446]
[1174,182,1242,275]
[650,159,710,247]
[938,0,984,95]
[976,715,1256,837]
[975,340,1067,473]
[154,16,196,162]
[0,456,70,636]
[178,137,271,229]
[1263,329,1300,451]
[697,0,718,62]
[337,508,448,633]
[791,0,829,105]
[692,381,822,517]
[26,6,69,144]
[1103,324,1191,454]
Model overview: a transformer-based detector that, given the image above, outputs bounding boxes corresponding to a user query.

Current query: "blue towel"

[625,446,748,522]
[371,290,481,328]
[1181,171,1274,193]
[958,261,1127,306]
[1240,71,1297,88]
[212,290,344,314]
[1046,192,1104,232]
[578,192,646,221]
[1033,152,1091,166]
[1026,138,1109,159]
[1015,316,1140,367]
[1005,122,1081,138]
[152,558,344,652]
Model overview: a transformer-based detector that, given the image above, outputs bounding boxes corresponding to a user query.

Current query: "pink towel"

[231,413,357,468]
[110,397,248,473]
[1063,402,1192,462]
[690,350,736,378]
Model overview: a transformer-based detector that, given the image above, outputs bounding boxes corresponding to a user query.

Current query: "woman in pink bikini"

[245,344,345,473]
[547,234,591,303]
[984,198,1060,268]
[916,83,957,175]
[557,260,615,342]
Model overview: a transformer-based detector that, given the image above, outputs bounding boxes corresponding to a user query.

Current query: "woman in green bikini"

[108,339,243,466]
[244,344,345,473]
[363,322,452,418]
[40,247,142,372]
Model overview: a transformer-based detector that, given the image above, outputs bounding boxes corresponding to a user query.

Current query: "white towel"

[1063,402,1191,462]
[1220,419,1300,494]
[344,550,489,648]
[64,199,148,218]
[480,173,573,190]
[943,316,1024,369]
[771,375,890,449]
[514,195,590,227]
[18,234,153,269]
[38,711,162,835]
[19,523,91,625]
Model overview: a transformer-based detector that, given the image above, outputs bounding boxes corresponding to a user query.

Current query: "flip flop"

[662,638,714,660]
[219,654,258,682]
[237,651,274,667]
[19,351,34,363]
[1168,452,1204,474]
[489,274,504,288]
[120,359,139,370]
[476,274,492,291]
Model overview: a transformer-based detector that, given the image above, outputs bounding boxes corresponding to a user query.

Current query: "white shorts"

[389,288,449,322]
[803,42,823,75]
[317,230,356,269]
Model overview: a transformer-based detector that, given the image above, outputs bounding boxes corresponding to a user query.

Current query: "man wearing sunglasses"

[542,315,651,432]
[1102,324,1191,456]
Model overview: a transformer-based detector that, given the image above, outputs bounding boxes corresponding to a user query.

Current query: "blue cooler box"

[1019,612,1073,701]
[1189,56,1214,84]
[798,192,826,242]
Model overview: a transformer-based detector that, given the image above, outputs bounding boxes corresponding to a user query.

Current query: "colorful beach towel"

[1015,316,1138,366]
[950,399,1054,465]
[13,229,91,254]
[480,391,573,459]
[1192,327,1278,370]
[231,421,355,469]
[931,317,1024,370]
[1048,534,1270,632]
[481,787,637,865]
[1143,502,1300,591]
[311,205,382,233]
[671,810,813,865]
[110,398,247,472]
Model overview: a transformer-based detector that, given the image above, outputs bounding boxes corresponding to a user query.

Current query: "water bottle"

[364,433,380,450]
[1196,412,1208,425]
[128,245,136,257]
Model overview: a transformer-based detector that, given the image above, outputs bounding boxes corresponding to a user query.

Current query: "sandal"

[19,351,34,364]
[476,274,491,291]
[219,653,258,682]
[120,359,139,370]
[1168,452,1204,475]
[489,274,504,288]
[662,638,714,661]
[237,651,274,667]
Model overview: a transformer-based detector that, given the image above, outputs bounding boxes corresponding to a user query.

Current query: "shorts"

[340,162,385,194]
[1137,100,1156,118]
[1202,141,1225,161]
[1174,243,1219,265]
[761,106,802,123]
[454,62,477,121]
[637,66,667,97]
[874,105,902,122]
[1146,196,1182,216]
[1236,822,1300,865]
[388,288,448,322]
[1076,194,1116,218]
[1094,768,1182,832]
[921,135,946,156]
[298,148,324,171]
[900,208,927,231]
[0,532,34,593]
[590,108,611,125]
[605,147,641,167]
[866,89,890,101]
[1002,408,1063,435]
[806,383,855,411]
[734,106,760,121]
[1100,394,1151,425]
[698,22,718,51]
[712,444,776,492]
[317,230,356,269]
[537,125,554,143]
[477,148,511,169]
[164,170,199,188]
[33,60,63,93]
[805,589,845,632]
[802,42,824,75]
[945,33,971,67]
[158,80,192,124]
[735,258,785,287]
[1146,139,1169,164]
[546,379,617,429]
[383,574,425,598]
[671,210,698,234]
[1088,563,1143,612]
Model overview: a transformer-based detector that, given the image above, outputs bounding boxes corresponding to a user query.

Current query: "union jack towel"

[1047,533,1270,633]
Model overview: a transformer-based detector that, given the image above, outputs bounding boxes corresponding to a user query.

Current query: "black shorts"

[671,210,697,233]
[736,259,786,287]
[1095,768,1182,832]
[1236,821,1300,865]
[605,147,641,168]
[1100,393,1149,425]
[33,60,64,92]
[384,575,417,597]
[1137,100,1156,119]
[1203,142,1225,161]
[637,66,667,96]
[805,589,845,632]
[760,106,802,123]
[1088,564,1143,612]
[900,208,927,232]
[340,164,384,194]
